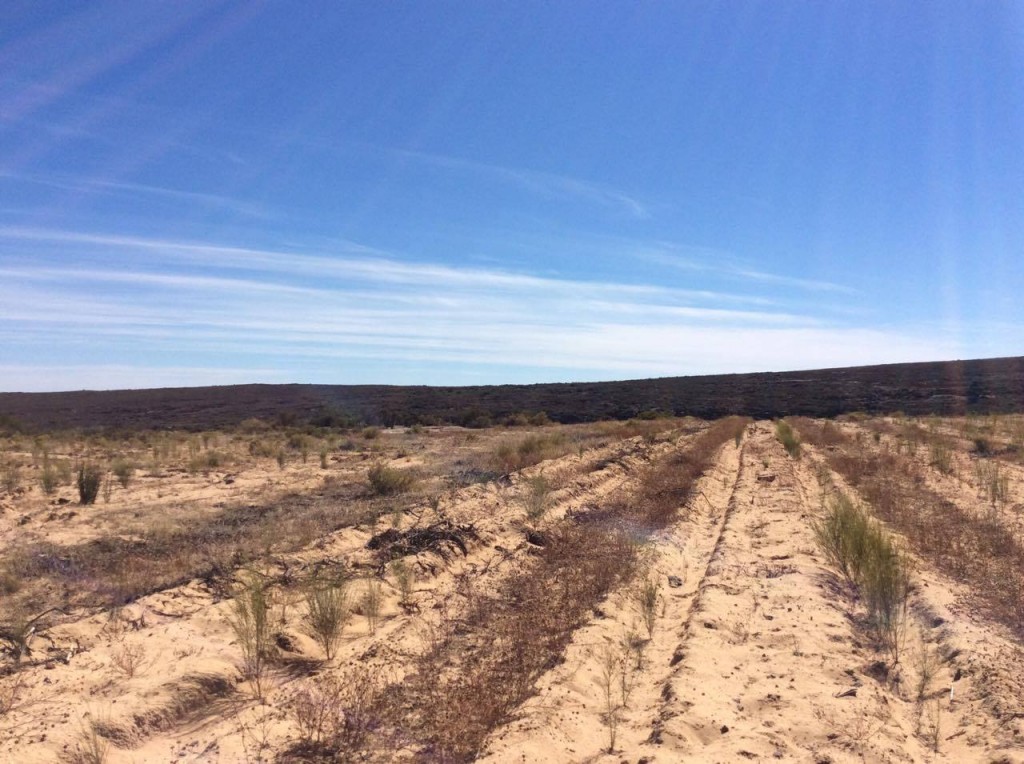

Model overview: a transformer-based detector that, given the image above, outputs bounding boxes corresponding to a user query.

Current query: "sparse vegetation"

[367,462,416,495]
[303,575,349,661]
[1,460,21,494]
[636,576,661,639]
[227,572,273,698]
[357,577,383,635]
[62,718,110,764]
[111,458,135,488]
[520,473,552,521]
[796,416,1024,639]
[775,419,801,458]
[490,432,568,474]
[289,668,383,758]
[77,463,103,504]
[1,411,1020,762]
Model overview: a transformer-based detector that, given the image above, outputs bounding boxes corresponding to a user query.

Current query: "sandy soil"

[2,419,1023,763]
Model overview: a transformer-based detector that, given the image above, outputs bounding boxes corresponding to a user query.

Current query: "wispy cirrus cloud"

[0,170,271,219]
[0,226,961,391]
[636,248,859,295]
[393,148,650,219]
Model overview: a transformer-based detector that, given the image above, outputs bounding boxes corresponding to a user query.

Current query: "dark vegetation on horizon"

[1,356,1022,433]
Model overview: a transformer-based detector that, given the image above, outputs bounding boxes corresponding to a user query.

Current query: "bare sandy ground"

[479,423,1024,763]
[2,419,1023,762]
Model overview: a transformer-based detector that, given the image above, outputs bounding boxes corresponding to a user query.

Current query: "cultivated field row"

[1,415,1023,762]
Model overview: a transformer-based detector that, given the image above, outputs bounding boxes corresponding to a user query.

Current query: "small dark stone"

[720,724,729,734]
[275,633,299,653]
[525,529,547,547]
[667,575,683,588]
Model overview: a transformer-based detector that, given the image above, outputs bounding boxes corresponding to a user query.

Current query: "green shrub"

[304,577,349,661]
[521,474,552,521]
[367,463,415,495]
[775,420,801,458]
[249,438,278,458]
[188,450,226,473]
[861,530,910,662]
[111,459,135,488]
[40,460,59,495]
[228,573,273,698]
[813,491,909,662]
[812,493,871,585]
[490,433,567,474]
[77,464,102,505]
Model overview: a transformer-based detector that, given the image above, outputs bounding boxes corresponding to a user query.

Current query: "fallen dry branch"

[366,520,479,566]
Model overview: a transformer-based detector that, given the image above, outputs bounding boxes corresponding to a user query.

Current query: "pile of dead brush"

[367,520,479,566]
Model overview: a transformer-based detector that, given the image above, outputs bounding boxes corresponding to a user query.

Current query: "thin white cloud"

[0,365,287,392]
[394,148,650,219]
[0,170,270,219]
[636,248,858,295]
[728,267,858,295]
[0,226,962,392]
[0,226,768,306]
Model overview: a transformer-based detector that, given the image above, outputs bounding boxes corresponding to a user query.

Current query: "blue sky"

[2,1,1022,392]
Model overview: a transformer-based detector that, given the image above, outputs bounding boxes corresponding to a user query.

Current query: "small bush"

[813,491,909,662]
[861,531,910,663]
[490,433,568,474]
[111,459,135,488]
[228,573,273,698]
[392,559,414,607]
[62,718,110,764]
[975,460,1009,507]
[303,577,349,661]
[521,474,552,521]
[188,450,226,473]
[290,669,382,756]
[636,577,661,638]
[362,427,380,440]
[812,494,871,586]
[367,463,415,496]
[1,461,20,494]
[77,464,103,505]
[775,420,801,458]
[40,460,59,494]
[358,577,383,634]
[928,440,953,474]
